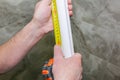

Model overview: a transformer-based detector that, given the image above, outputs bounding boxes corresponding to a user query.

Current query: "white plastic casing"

[56,0,74,58]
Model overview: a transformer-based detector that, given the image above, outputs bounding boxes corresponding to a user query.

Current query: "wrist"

[30,19,46,35]
[23,20,45,42]
[30,18,49,35]
[30,18,42,29]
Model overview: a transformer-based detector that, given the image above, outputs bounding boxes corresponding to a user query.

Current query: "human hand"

[53,45,82,80]
[32,0,73,34]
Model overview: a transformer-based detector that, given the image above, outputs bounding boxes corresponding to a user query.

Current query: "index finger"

[68,0,72,4]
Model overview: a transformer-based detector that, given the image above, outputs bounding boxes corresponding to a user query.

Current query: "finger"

[68,0,72,4]
[68,5,72,11]
[69,11,73,16]
[41,0,51,5]
[72,53,82,65]
[46,17,53,32]
[74,53,82,60]
[80,71,83,80]
[35,1,41,8]
[54,45,64,61]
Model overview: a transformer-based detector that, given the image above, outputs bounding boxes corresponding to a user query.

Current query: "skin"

[53,45,82,80]
[0,0,82,80]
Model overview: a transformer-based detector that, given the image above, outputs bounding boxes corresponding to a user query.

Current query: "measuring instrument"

[52,0,74,58]
[52,0,61,45]
[42,0,74,79]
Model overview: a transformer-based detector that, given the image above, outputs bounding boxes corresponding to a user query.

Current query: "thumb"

[54,45,64,61]
[41,0,51,6]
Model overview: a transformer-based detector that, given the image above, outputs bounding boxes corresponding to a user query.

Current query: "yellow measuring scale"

[52,0,61,45]
[52,0,74,58]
